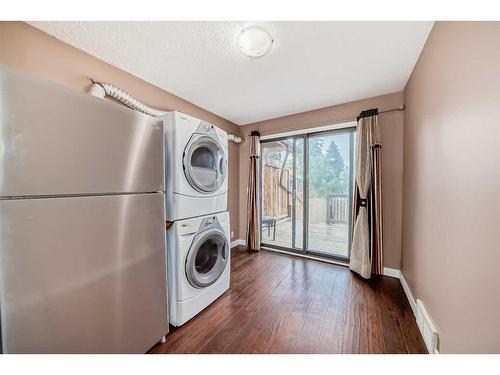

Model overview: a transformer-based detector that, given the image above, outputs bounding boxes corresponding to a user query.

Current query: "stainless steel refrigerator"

[0,66,168,353]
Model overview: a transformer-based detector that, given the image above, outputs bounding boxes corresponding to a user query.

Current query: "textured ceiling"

[29,21,433,125]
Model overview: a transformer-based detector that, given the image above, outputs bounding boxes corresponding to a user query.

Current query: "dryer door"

[185,228,229,288]
[183,134,227,193]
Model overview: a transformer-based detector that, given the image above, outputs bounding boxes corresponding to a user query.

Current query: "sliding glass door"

[306,130,355,259]
[260,127,355,262]
[260,136,303,250]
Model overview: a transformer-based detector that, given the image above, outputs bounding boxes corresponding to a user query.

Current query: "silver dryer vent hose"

[88,80,243,143]
[89,81,168,117]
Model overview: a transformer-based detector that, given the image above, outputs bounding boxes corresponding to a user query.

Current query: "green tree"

[308,138,327,198]
[308,138,348,198]
[324,140,348,195]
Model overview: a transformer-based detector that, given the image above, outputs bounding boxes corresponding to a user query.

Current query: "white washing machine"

[166,211,231,327]
[162,111,228,221]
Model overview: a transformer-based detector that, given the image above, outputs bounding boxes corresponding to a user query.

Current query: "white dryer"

[162,111,228,221]
[166,211,230,327]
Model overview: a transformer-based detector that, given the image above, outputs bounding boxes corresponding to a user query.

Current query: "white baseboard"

[416,299,439,354]
[399,272,417,316]
[399,273,439,354]
[230,239,246,248]
[383,267,401,279]
[382,267,438,354]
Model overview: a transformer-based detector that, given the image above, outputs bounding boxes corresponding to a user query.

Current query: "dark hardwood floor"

[150,246,427,354]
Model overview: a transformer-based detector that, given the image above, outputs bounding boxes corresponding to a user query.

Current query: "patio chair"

[262,215,277,241]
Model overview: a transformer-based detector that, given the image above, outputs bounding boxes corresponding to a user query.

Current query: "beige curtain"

[349,109,383,278]
[246,131,261,251]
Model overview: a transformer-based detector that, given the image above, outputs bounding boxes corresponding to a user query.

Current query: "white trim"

[416,299,439,354]
[386,269,439,354]
[399,272,417,316]
[383,267,401,279]
[262,246,349,267]
[230,239,246,248]
[260,120,357,140]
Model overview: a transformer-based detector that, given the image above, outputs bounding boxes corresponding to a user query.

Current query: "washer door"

[183,134,226,193]
[185,228,229,288]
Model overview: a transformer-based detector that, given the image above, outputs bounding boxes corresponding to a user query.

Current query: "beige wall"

[0,21,241,237]
[5,22,499,353]
[402,22,500,353]
[239,91,405,269]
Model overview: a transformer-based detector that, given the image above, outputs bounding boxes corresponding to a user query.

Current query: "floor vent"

[415,299,439,353]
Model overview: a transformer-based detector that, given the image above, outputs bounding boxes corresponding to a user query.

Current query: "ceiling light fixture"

[238,26,274,58]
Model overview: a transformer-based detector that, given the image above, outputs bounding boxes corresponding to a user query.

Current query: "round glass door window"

[185,229,228,288]
[183,135,226,193]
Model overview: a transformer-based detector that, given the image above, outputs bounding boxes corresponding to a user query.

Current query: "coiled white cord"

[88,80,243,143]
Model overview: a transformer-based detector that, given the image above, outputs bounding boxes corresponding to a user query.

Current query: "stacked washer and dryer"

[162,112,231,327]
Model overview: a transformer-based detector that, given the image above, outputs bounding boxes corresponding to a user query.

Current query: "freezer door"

[0,66,164,197]
[0,193,168,353]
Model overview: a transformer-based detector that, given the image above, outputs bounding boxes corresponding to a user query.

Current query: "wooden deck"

[262,218,349,258]
[150,247,427,354]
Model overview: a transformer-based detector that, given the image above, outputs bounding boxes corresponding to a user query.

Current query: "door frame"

[260,125,356,263]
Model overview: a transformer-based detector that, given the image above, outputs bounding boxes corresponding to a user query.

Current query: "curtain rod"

[378,105,405,115]
[255,105,405,137]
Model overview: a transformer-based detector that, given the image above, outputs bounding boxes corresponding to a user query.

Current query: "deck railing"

[326,194,350,224]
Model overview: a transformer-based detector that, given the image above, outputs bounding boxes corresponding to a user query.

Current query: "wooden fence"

[262,164,290,218]
[263,164,347,225]
[326,194,350,224]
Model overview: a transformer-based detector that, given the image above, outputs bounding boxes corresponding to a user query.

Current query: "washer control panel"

[199,215,221,231]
